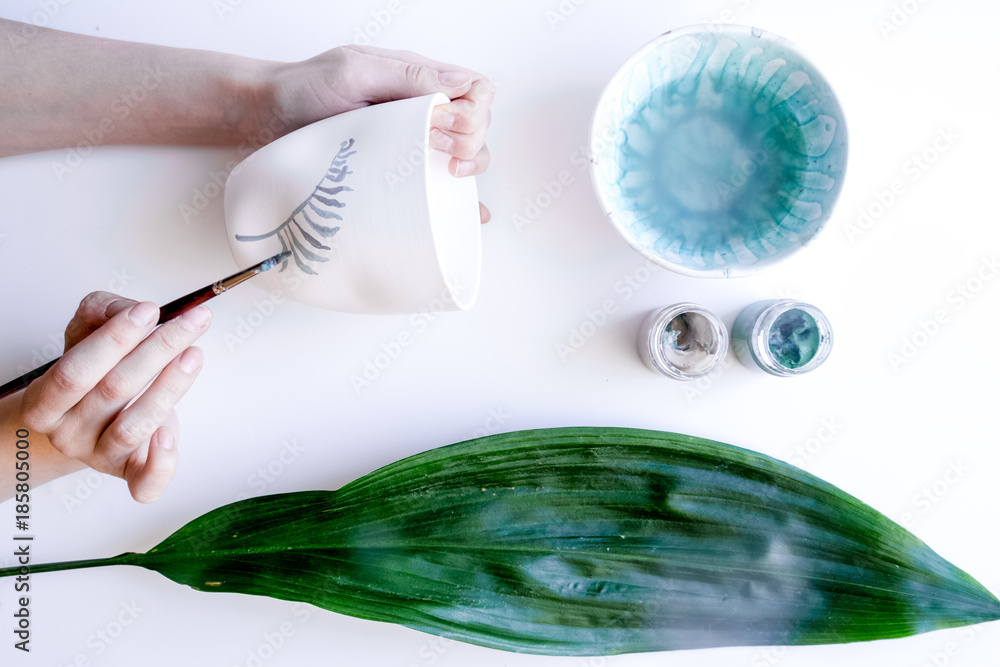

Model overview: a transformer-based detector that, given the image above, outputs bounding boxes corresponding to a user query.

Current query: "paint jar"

[638,303,729,380]
[731,300,833,376]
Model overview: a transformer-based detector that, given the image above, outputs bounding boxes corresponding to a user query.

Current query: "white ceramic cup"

[224,92,481,314]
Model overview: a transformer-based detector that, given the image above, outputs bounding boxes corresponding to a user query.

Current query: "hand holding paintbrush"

[0,252,290,400]
[0,252,289,503]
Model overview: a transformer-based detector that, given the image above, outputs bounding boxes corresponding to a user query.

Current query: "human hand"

[19,292,210,502]
[260,46,495,223]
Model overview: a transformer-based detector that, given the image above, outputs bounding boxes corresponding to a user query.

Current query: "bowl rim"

[588,23,848,279]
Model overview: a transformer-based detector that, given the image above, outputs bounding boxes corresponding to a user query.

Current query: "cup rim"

[421,92,482,311]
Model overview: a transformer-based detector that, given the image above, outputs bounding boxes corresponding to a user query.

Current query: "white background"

[1,0,998,666]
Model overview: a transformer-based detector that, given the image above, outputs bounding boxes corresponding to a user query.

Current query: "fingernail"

[454,159,477,177]
[157,428,175,451]
[431,109,456,129]
[127,301,159,327]
[178,305,212,332]
[429,129,454,152]
[178,347,203,374]
[105,298,133,319]
[438,71,471,87]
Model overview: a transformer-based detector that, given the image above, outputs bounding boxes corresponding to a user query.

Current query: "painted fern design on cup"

[235,138,357,275]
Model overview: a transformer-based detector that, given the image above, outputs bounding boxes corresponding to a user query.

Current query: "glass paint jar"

[638,303,729,380]
[731,299,833,376]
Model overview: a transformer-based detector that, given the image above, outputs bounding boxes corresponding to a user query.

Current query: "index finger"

[361,46,487,84]
[21,301,159,432]
[433,79,495,134]
[460,77,496,105]
[65,292,139,350]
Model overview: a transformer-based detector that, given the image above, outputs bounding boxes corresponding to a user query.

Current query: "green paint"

[622,95,806,215]
[768,308,820,369]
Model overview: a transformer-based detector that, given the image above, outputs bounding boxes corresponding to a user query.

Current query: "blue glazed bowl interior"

[591,26,848,277]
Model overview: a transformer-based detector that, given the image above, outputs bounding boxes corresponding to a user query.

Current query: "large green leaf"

[5,427,997,655]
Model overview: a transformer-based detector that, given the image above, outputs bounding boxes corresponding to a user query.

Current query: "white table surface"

[1,0,998,665]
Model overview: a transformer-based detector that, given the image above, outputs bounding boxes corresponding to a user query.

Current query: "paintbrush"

[0,251,291,400]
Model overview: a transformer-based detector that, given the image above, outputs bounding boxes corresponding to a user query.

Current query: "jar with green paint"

[731,300,833,377]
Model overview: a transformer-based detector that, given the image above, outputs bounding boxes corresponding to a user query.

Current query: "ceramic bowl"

[225,93,481,314]
[590,25,848,278]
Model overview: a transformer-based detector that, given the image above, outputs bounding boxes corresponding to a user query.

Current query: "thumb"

[361,57,473,104]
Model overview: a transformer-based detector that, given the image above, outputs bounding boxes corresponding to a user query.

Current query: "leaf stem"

[0,552,141,578]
